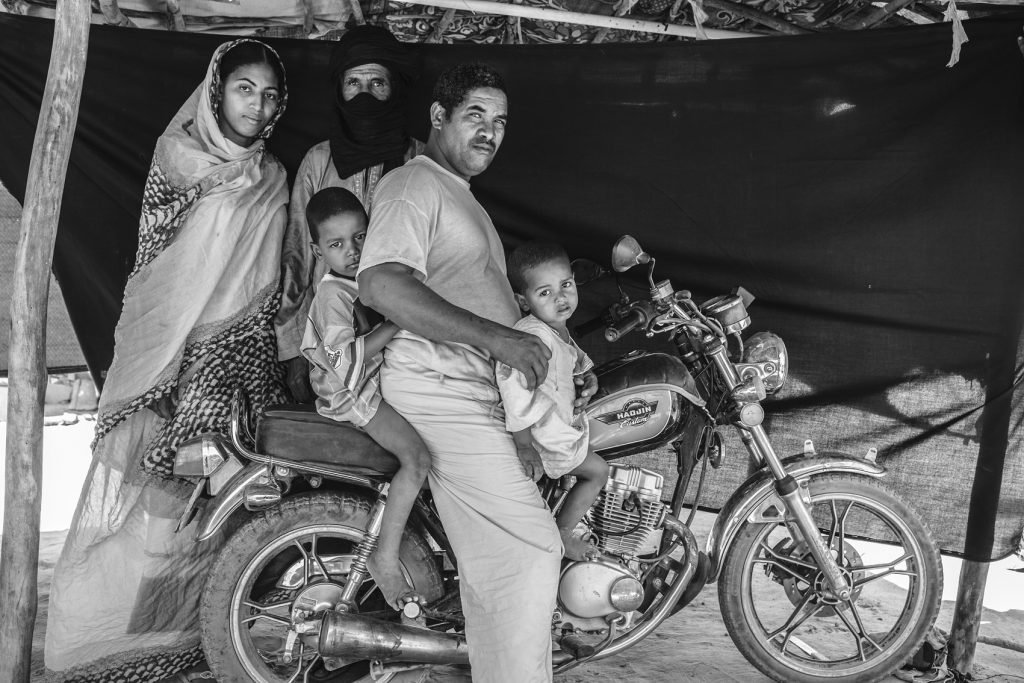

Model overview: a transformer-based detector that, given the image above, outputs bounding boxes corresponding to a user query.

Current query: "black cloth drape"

[2,14,1023,559]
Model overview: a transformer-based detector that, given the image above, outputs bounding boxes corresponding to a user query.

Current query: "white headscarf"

[98,39,289,431]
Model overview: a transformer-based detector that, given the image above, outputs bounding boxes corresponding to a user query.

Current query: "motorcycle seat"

[256,403,398,475]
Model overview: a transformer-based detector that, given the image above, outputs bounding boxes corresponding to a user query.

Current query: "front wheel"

[719,473,941,683]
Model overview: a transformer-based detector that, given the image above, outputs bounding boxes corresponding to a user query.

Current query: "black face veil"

[328,25,419,179]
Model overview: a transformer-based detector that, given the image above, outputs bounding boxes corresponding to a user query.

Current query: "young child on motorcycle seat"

[301,187,430,610]
[497,242,610,561]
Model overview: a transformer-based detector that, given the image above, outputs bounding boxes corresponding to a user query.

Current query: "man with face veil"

[277,24,422,401]
[44,39,290,682]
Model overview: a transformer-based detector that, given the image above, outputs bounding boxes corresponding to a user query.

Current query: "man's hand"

[488,327,551,390]
[573,370,598,415]
[359,263,551,387]
[284,356,313,403]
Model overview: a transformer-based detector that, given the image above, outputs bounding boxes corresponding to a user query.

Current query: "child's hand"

[573,370,598,415]
[149,393,177,420]
[516,442,545,482]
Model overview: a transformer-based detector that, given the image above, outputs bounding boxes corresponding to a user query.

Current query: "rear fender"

[705,452,885,582]
[195,462,273,542]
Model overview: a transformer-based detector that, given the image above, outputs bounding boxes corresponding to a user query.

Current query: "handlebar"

[605,307,648,342]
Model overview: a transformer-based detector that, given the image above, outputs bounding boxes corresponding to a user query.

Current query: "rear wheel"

[718,474,941,683]
[200,491,444,683]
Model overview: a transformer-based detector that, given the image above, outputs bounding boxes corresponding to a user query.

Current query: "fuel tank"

[586,351,705,460]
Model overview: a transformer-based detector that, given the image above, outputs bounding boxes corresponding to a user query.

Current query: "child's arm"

[359,320,400,361]
[512,428,544,482]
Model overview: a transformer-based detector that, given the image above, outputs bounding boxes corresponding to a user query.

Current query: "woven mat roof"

[2,0,1020,42]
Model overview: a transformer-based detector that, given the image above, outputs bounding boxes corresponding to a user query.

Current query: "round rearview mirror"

[611,235,651,273]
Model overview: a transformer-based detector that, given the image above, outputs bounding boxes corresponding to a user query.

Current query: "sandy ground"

[4,420,1024,682]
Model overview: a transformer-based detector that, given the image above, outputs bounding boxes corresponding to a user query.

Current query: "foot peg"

[559,633,596,659]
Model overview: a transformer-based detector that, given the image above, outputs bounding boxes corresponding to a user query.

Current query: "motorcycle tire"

[718,473,942,683]
[200,490,444,683]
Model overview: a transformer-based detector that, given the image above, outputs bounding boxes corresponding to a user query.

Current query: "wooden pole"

[346,0,366,26]
[388,0,755,39]
[165,0,186,31]
[945,242,1024,675]
[949,559,989,676]
[301,0,315,35]
[593,0,639,45]
[0,1,91,681]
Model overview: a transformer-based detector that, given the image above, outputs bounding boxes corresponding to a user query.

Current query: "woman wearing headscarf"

[276,24,421,400]
[44,39,290,682]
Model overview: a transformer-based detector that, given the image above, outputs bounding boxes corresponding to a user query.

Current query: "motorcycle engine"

[555,465,666,632]
[590,464,665,557]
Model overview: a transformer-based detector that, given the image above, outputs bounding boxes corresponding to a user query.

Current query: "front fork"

[705,343,852,600]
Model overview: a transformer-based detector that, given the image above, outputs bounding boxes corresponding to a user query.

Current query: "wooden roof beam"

[389,0,755,38]
[704,0,811,34]
[847,0,917,30]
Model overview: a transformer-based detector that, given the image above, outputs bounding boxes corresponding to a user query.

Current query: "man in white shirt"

[358,64,566,683]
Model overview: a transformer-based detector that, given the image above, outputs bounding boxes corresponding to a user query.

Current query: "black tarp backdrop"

[1,14,1023,559]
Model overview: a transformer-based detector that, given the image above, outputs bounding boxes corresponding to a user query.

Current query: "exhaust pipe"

[319,611,470,665]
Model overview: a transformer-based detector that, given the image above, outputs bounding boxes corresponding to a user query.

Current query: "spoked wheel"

[718,474,941,683]
[200,491,444,683]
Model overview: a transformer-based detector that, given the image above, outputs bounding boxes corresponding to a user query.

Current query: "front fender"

[705,452,885,582]
[195,463,272,542]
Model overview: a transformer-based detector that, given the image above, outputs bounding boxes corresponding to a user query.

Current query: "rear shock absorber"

[337,482,390,610]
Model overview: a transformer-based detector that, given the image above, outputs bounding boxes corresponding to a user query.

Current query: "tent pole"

[949,559,989,676]
[944,233,1023,678]
[0,1,91,681]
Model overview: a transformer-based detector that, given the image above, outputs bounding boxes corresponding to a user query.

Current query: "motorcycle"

[174,234,941,682]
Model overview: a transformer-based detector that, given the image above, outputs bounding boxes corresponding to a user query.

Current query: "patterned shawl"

[95,39,290,458]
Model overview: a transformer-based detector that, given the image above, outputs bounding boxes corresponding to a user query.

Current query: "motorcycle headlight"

[741,331,788,394]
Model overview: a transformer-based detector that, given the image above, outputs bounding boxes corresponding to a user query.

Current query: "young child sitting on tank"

[301,187,430,609]
[496,241,609,561]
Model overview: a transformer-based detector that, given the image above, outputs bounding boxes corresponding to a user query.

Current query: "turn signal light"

[172,435,229,478]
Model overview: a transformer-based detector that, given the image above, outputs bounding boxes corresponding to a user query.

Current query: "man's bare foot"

[560,527,599,561]
[367,551,423,611]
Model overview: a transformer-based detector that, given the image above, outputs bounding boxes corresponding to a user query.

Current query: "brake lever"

[649,314,686,336]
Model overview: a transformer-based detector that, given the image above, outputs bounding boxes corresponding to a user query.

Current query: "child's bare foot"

[560,527,599,561]
[367,551,423,611]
